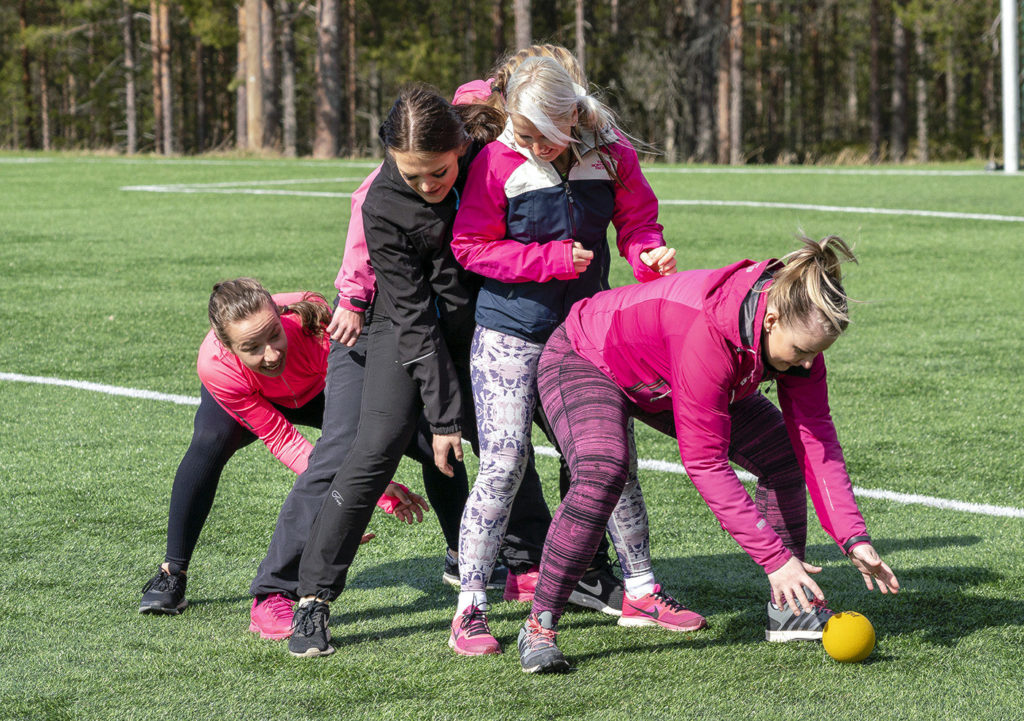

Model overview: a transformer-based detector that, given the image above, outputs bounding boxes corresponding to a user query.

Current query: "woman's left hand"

[849,543,900,594]
[640,246,677,275]
[383,482,431,524]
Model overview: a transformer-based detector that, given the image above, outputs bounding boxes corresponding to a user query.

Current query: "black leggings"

[297,316,551,600]
[164,334,471,599]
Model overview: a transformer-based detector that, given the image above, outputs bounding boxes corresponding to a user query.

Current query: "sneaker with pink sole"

[503,567,539,602]
[249,593,296,640]
[617,585,707,632]
[448,604,502,656]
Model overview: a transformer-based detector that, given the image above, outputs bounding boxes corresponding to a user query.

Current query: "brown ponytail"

[766,235,858,336]
[279,293,331,339]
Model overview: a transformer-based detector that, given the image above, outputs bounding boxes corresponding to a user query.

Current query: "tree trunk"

[279,0,297,156]
[261,0,279,149]
[728,0,743,165]
[347,0,357,155]
[514,0,531,50]
[575,0,585,71]
[39,56,51,151]
[694,0,716,161]
[491,0,504,61]
[368,59,381,159]
[159,1,173,154]
[313,0,341,157]
[150,0,163,154]
[846,36,858,136]
[236,5,247,149]
[610,0,619,35]
[196,38,207,153]
[245,0,264,150]
[915,20,927,162]
[869,0,881,161]
[945,35,956,138]
[122,0,137,154]
[891,11,907,162]
[19,0,36,148]
[716,0,730,164]
[782,0,793,155]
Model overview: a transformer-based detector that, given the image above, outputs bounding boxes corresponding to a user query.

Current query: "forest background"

[1,0,1020,164]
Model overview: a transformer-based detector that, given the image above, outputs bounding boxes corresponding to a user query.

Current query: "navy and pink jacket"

[451,123,665,343]
[563,260,869,573]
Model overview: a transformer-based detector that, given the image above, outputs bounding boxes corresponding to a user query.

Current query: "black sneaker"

[518,611,570,674]
[288,593,334,657]
[568,564,624,616]
[139,563,187,615]
[442,551,508,590]
[765,587,835,642]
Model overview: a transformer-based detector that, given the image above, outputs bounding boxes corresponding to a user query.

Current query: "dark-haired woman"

[287,86,556,658]
[139,280,426,624]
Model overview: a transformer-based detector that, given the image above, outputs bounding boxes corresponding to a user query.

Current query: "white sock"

[623,573,657,599]
[457,590,488,615]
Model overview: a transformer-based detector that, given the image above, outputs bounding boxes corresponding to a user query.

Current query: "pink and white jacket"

[564,260,869,573]
[451,123,666,343]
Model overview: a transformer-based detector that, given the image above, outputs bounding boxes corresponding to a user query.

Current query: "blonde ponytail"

[767,235,858,336]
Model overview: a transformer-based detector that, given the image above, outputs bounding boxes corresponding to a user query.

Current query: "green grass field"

[1,153,1022,720]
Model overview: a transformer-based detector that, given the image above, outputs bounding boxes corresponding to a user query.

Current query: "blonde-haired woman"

[518,236,900,672]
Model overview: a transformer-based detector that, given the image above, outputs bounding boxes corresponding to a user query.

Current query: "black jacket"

[362,145,483,435]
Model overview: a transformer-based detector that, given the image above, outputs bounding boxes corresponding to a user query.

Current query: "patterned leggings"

[532,325,807,622]
[459,326,652,592]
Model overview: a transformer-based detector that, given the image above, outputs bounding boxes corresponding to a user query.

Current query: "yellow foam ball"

[822,611,875,663]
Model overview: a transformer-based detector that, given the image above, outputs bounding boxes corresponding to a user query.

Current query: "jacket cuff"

[553,239,578,280]
[841,535,872,556]
[337,295,370,313]
[429,421,461,435]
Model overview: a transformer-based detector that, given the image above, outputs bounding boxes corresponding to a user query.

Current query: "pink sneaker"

[448,605,501,656]
[249,593,295,640]
[617,585,707,632]
[503,566,539,602]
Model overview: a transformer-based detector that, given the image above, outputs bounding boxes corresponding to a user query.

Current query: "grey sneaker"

[568,564,624,616]
[765,589,834,642]
[518,611,570,674]
[288,594,334,657]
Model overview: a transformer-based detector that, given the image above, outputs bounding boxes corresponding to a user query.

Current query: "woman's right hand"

[572,241,594,275]
[766,555,824,615]
[432,432,464,477]
[327,305,364,346]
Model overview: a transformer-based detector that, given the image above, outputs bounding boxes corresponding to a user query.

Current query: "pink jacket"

[198,292,329,474]
[564,260,869,573]
[334,167,381,312]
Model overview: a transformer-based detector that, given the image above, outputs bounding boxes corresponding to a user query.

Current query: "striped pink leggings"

[532,325,807,622]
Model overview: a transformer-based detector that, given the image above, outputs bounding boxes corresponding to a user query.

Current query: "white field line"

[659,199,1024,223]
[118,178,1024,223]
[3,370,1021,520]
[643,166,1014,177]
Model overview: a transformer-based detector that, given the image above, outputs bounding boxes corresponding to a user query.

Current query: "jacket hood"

[701,258,780,354]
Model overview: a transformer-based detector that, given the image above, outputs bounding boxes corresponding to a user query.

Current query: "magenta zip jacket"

[563,259,869,574]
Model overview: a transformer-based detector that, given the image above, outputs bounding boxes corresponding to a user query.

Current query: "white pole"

[1001,0,1020,172]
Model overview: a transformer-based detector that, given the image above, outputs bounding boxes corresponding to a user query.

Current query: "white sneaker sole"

[568,590,622,617]
[765,629,823,642]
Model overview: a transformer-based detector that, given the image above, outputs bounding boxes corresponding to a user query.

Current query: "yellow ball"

[822,611,875,663]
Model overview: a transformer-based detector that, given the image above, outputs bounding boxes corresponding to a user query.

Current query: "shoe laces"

[293,592,330,635]
[523,615,558,649]
[142,569,181,593]
[650,588,688,613]
[262,594,294,621]
[459,604,493,637]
